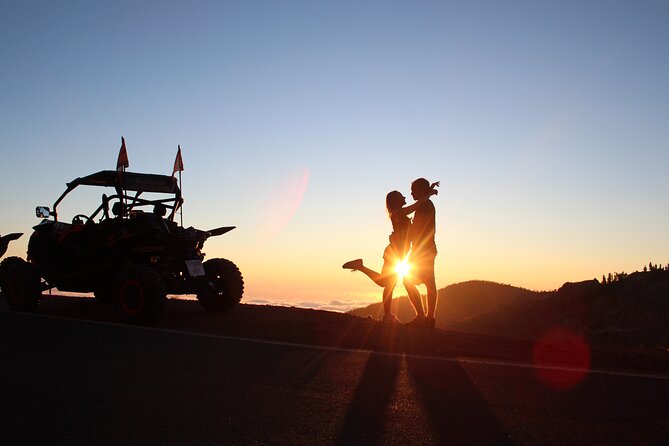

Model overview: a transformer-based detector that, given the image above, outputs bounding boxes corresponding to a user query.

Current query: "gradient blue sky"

[1,1,668,304]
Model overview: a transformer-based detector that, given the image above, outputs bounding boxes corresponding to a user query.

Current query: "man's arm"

[392,189,437,217]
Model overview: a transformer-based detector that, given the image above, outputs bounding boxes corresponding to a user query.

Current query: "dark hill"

[348,272,669,348]
[348,280,548,328]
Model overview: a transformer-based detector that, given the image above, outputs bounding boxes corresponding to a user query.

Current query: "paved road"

[0,307,668,445]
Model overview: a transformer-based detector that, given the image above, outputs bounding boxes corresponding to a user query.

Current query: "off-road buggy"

[0,169,243,324]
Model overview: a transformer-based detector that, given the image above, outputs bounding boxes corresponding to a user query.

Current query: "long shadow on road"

[405,355,513,445]
[335,352,402,445]
[336,327,514,446]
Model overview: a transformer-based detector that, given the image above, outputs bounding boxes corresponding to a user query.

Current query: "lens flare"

[256,166,310,245]
[532,327,591,390]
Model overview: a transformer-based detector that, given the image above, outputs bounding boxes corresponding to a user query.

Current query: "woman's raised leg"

[343,259,393,288]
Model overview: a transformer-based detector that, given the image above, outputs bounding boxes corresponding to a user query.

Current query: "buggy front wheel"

[197,258,244,312]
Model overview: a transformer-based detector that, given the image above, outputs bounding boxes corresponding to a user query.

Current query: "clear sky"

[1,1,668,306]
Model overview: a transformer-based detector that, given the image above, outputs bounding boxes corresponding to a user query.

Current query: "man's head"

[411,178,431,200]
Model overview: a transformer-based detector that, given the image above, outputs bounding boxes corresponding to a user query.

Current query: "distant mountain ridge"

[348,271,669,348]
[348,280,549,327]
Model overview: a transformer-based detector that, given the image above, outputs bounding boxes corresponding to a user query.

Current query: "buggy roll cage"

[50,170,183,223]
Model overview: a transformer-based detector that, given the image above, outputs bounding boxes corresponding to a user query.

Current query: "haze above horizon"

[1,1,667,303]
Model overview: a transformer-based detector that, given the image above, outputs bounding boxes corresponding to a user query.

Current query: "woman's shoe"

[342,259,363,270]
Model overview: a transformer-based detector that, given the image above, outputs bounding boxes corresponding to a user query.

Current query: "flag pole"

[173,144,184,227]
[122,164,125,216]
[117,136,130,219]
[179,169,183,227]
[122,157,126,218]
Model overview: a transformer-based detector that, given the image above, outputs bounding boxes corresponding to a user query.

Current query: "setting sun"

[395,258,411,279]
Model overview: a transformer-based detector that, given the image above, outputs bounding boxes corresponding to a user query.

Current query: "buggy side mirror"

[36,206,51,218]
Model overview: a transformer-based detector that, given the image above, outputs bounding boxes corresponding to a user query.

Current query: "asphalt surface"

[1,297,668,445]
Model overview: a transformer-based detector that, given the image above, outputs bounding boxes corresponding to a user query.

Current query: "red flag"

[116,137,129,171]
[172,145,184,176]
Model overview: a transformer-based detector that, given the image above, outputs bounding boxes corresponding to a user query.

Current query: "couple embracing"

[343,178,439,328]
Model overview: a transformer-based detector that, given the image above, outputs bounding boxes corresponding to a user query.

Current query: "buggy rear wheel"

[0,257,41,312]
[113,265,166,325]
[197,258,244,312]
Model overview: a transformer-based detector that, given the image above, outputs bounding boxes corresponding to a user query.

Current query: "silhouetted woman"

[342,184,438,322]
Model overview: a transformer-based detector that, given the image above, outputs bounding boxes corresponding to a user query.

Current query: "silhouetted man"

[405,178,438,328]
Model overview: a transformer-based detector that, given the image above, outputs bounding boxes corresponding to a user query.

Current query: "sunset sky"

[1,1,668,307]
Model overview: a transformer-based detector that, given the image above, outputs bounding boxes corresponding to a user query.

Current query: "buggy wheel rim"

[209,276,228,297]
[120,279,144,315]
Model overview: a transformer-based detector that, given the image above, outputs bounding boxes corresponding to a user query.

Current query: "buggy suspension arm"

[0,233,22,258]
[206,226,236,237]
